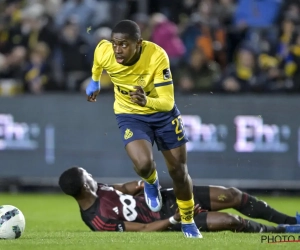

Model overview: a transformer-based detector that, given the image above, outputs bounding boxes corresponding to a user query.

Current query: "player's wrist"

[169,216,180,225]
[90,79,101,89]
[86,78,101,96]
[144,96,151,108]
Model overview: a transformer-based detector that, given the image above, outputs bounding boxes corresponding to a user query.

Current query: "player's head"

[58,166,98,198]
[111,20,142,65]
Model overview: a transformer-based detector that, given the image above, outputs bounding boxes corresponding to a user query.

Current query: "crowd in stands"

[1,0,300,95]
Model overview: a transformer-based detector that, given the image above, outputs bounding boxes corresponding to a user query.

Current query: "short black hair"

[58,167,84,198]
[112,20,141,41]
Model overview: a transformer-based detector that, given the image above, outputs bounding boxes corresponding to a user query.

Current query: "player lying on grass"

[59,167,300,233]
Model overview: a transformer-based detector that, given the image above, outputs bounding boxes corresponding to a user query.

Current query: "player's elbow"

[139,224,149,232]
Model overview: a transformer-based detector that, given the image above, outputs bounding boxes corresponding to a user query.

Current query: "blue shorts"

[115,105,188,151]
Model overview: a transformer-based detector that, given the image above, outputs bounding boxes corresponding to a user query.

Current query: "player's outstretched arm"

[123,217,178,232]
[123,204,201,232]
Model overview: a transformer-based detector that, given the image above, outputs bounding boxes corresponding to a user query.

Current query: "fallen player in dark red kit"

[58,167,300,233]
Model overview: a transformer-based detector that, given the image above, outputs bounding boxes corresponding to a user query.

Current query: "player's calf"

[205,212,242,232]
[206,212,284,233]
[168,165,202,238]
[236,192,297,225]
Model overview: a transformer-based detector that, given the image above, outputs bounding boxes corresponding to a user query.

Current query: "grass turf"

[0,194,300,250]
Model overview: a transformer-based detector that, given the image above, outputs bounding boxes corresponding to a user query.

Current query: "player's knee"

[223,213,242,230]
[134,158,154,177]
[224,187,242,206]
[168,163,187,183]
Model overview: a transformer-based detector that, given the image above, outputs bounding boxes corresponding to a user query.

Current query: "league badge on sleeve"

[163,68,171,80]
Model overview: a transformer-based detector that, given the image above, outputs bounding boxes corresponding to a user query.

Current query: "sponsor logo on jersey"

[112,207,119,215]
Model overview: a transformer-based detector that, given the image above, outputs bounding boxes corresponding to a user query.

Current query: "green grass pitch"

[1,194,300,250]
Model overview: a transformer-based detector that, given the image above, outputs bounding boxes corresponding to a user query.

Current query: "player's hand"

[130,86,147,107]
[173,204,201,222]
[136,180,144,192]
[86,79,100,102]
[87,90,100,102]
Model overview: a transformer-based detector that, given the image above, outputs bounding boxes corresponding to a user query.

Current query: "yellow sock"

[177,197,194,224]
[142,169,157,184]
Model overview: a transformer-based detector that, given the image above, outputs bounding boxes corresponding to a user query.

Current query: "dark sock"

[237,193,297,224]
[237,217,285,233]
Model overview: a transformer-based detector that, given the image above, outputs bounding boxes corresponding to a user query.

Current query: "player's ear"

[137,38,143,47]
[82,183,89,191]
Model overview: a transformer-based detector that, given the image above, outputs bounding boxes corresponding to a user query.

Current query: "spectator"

[258,53,287,92]
[0,46,26,80]
[176,47,221,93]
[150,13,186,70]
[23,42,53,94]
[0,1,24,54]
[180,15,202,64]
[26,0,62,17]
[20,3,58,51]
[277,15,297,61]
[131,13,151,41]
[284,32,300,91]
[215,0,236,27]
[195,0,227,68]
[277,0,300,25]
[56,18,90,91]
[181,0,227,68]
[0,46,26,95]
[55,0,97,41]
[220,46,262,93]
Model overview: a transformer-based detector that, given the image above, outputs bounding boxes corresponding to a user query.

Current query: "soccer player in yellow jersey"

[85,20,202,238]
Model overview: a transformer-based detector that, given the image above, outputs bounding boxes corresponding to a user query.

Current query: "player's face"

[111,33,141,65]
[80,168,98,193]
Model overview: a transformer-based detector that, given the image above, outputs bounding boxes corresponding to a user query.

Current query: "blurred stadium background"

[1,0,300,195]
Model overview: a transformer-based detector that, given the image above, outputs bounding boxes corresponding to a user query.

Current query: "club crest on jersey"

[137,76,146,87]
[163,68,171,80]
[124,129,133,140]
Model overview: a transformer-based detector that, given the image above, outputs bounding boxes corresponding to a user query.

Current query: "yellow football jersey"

[91,40,175,115]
